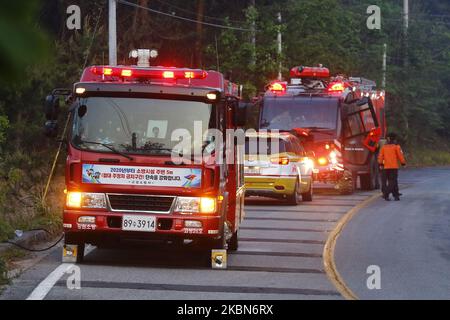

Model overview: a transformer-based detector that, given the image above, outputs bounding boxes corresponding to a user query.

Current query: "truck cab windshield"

[260,97,339,131]
[72,97,216,156]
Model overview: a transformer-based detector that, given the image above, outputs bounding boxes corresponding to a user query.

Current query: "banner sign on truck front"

[82,164,202,188]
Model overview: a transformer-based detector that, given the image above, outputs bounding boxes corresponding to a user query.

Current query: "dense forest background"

[0,0,450,239]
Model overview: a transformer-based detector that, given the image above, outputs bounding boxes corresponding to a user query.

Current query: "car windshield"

[260,97,338,131]
[245,137,286,155]
[72,97,216,156]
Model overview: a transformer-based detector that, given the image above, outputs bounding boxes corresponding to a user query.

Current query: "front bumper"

[63,209,221,245]
[314,164,345,182]
[244,176,297,197]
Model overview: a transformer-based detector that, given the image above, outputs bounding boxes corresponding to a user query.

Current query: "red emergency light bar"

[290,66,330,79]
[327,81,347,93]
[268,81,287,93]
[90,66,208,80]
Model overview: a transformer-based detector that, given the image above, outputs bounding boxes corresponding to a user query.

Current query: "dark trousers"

[380,169,387,195]
[383,169,399,198]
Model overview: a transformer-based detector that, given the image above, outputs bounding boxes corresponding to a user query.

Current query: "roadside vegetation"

[0,248,27,286]
[0,0,450,242]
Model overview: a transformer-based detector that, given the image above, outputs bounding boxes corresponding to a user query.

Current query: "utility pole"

[277,12,282,81]
[250,0,256,67]
[403,0,409,66]
[382,43,387,90]
[109,0,117,66]
[403,0,409,32]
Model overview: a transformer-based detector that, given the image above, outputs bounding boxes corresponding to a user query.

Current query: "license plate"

[122,215,156,232]
[245,167,260,174]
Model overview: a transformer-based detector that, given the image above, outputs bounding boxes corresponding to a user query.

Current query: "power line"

[117,0,254,32]
[82,6,104,71]
[153,0,247,25]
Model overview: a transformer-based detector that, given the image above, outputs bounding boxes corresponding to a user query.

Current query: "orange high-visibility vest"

[378,144,406,169]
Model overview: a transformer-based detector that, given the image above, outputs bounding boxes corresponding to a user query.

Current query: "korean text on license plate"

[122,215,156,232]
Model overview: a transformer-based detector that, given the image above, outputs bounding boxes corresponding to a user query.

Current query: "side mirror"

[235,102,248,127]
[44,94,61,138]
[44,94,60,121]
[44,120,59,138]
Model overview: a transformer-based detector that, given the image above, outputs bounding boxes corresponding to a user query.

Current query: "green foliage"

[0,0,448,245]
[0,256,7,286]
[0,248,27,286]
[0,219,14,242]
[0,1,49,83]
[0,2,106,241]
[0,116,8,153]
[405,145,450,167]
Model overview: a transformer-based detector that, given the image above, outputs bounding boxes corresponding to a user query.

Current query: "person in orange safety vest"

[378,133,406,201]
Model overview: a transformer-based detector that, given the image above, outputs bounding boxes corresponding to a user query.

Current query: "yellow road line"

[323,193,381,300]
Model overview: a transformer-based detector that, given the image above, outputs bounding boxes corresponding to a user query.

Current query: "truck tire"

[336,170,354,195]
[360,174,372,190]
[228,231,239,251]
[199,222,227,251]
[75,243,85,263]
[287,179,301,205]
[360,156,379,190]
[301,179,313,202]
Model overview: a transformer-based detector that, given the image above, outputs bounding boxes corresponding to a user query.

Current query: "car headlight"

[302,158,315,171]
[329,151,338,164]
[317,157,328,166]
[174,197,216,214]
[66,192,107,209]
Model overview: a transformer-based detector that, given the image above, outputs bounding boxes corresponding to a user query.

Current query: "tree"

[0,1,49,83]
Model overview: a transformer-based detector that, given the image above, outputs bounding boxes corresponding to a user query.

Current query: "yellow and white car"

[244,132,314,205]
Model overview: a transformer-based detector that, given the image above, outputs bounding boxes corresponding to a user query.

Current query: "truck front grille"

[107,194,175,213]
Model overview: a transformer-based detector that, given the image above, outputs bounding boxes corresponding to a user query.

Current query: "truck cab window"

[72,97,216,156]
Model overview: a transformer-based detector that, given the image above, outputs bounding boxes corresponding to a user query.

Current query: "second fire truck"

[255,66,386,194]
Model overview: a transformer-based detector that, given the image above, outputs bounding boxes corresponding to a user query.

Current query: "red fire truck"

[256,66,386,194]
[44,63,246,262]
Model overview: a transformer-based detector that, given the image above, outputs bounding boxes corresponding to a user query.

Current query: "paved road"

[1,187,377,300]
[335,167,450,299]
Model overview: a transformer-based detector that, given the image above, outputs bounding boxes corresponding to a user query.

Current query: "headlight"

[66,192,107,209]
[317,157,328,166]
[302,158,315,171]
[329,151,338,164]
[174,197,216,214]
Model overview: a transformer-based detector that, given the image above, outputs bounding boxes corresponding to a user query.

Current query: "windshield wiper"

[78,140,134,161]
[306,127,334,130]
[140,146,181,155]
[305,127,335,135]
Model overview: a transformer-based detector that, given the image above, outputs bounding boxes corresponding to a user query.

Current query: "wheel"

[75,243,85,263]
[286,179,301,205]
[228,231,239,251]
[198,223,227,251]
[301,178,313,202]
[360,156,379,190]
[360,174,372,190]
[336,170,354,195]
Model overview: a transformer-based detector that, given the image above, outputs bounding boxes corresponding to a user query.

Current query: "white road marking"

[26,245,95,300]
[26,263,74,300]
